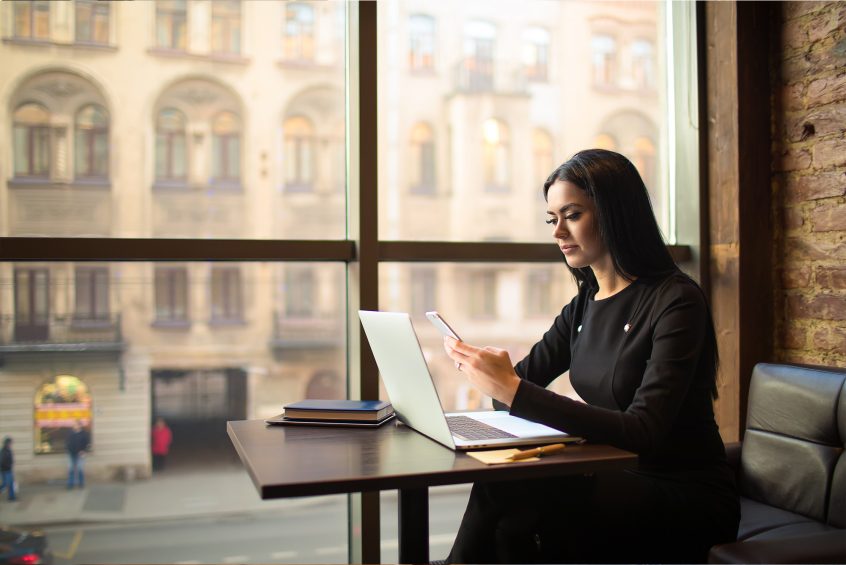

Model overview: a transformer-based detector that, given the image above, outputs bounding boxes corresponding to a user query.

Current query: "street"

[44,487,470,564]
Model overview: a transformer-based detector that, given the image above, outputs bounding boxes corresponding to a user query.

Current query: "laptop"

[358,310,578,451]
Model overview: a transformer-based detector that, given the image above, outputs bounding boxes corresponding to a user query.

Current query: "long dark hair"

[544,149,720,398]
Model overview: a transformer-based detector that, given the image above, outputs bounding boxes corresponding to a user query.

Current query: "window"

[75,0,110,45]
[154,267,188,323]
[75,105,109,179]
[155,109,187,181]
[156,0,187,50]
[285,267,315,317]
[410,267,436,314]
[631,39,655,90]
[14,1,50,40]
[283,116,315,192]
[283,3,315,62]
[482,119,509,192]
[410,122,436,194]
[211,111,241,183]
[633,136,657,197]
[461,20,496,91]
[532,129,553,190]
[210,266,243,322]
[211,0,241,55]
[591,34,617,88]
[14,268,49,341]
[526,269,552,317]
[467,270,497,319]
[13,104,50,178]
[409,14,435,71]
[74,267,109,321]
[522,27,549,81]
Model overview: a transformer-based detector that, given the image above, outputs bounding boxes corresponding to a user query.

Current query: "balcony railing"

[451,59,529,95]
[0,313,125,354]
[270,314,344,351]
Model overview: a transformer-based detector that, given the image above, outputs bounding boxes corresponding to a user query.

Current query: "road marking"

[270,550,298,559]
[222,556,249,563]
[53,529,83,559]
[315,545,347,556]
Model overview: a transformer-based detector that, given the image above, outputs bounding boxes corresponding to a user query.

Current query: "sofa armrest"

[724,441,742,473]
[708,530,846,564]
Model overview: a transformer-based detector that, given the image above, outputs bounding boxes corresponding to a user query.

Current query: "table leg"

[398,486,429,564]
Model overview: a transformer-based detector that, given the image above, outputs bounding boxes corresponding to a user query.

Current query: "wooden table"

[227,418,636,563]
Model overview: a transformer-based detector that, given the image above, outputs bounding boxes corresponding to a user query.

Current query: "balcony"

[450,59,530,96]
[269,314,344,355]
[0,314,126,358]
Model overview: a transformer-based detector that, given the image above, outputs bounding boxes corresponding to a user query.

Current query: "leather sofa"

[708,363,846,563]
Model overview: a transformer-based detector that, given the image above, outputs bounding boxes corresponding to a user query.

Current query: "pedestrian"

[66,420,90,489]
[151,417,173,472]
[0,437,16,501]
[440,149,738,563]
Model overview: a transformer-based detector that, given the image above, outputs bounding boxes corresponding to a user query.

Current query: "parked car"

[0,526,52,565]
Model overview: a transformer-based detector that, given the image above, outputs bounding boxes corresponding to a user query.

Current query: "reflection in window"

[285,267,315,317]
[591,34,617,87]
[34,376,92,455]
[526,269,552,317]
[14,1,50,40]
[532,129,553,190]
[155,108,187,181]
[283,116,315,191]
[14,268,49,342]
[631,39,655,90]
[212,112,241,182]
[522,27,549,82]
[211,0,241,55]
[75,267,109,321]
[13,103,51,177]
[211,266,243,322]
[410,267,436,315]
[462,20,496,91]
[410,122,436,194]
[632,136,657,194]
[482,118,509,192]
[154,267,188,323]
[75,0,110,44]
[283,3,315,62]
[594,133,617,151]
[409,14,435,71]
[156,0,187,50]
[467,270,497,319]
[75,105,109,179]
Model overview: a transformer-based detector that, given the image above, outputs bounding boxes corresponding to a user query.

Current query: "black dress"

[446,273,740,564]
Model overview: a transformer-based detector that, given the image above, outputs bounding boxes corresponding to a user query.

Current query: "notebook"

[358,310,577,451]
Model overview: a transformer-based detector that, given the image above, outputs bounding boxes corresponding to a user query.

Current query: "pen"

[507,443,567,461]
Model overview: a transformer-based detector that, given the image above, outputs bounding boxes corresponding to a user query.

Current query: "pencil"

[507,442,567,461]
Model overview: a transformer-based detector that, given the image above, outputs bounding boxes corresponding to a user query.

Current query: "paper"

[466,448,540,465]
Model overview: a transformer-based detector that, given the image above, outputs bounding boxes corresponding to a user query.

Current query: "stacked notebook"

[265,399,396,427]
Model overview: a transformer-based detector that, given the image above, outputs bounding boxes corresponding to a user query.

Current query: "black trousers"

[445,470,739,564]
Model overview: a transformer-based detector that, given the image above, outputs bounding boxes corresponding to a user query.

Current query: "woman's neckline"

[590,277,641,302]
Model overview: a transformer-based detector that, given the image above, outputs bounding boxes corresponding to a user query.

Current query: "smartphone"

[425,311,462,341]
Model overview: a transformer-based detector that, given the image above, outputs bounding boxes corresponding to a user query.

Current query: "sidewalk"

[0,464,322,528]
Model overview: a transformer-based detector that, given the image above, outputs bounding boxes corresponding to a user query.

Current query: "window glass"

[76,0,110,44]
[13,103,50,177]
[156,0,187,50]
[378,1,668,242]
[409,14,435,71]
[75,105,109,179]
[155,109,187,181]
[284,3,315,61]
[211,0,241,55]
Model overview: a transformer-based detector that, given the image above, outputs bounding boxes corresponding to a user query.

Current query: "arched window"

[155,108,187,181]
[212,111,241,182]
[463,21,496,91]
[211,0,241,55]
[631,39,655,90]
[594,133,617,151]
[283,116,315,191]
[283,3,315,61]
[410,122,435,194]
[13,103,50,177]
[523,27,550,82]
[532,129,553,190]
[75,105,109,179]
[409,14,435,71]
[482,118,509,192]
[591,34,617,87]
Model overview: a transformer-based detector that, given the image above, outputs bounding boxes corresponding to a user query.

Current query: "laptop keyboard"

[446,415,518,441]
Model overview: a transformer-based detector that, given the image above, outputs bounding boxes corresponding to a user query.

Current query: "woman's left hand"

[443,336,521,406]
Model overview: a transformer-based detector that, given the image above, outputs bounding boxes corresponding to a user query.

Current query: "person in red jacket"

[151,418,173,472]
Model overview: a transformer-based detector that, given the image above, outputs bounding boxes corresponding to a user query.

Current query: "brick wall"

[773,2,846,367]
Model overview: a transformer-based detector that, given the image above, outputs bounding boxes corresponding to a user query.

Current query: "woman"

[442,149,739,563]
[151,417,173,472]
